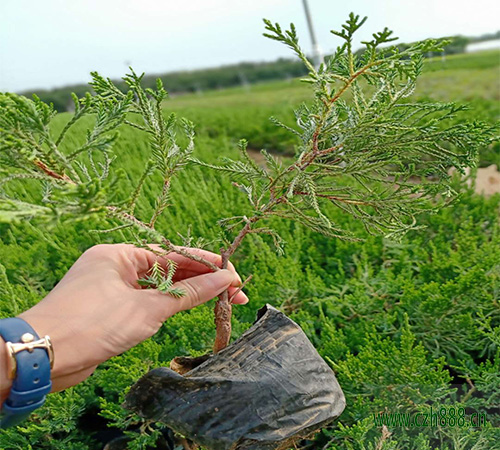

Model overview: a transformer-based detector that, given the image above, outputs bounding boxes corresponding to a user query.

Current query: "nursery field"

[166,50,500,166]
[1,50,499,449]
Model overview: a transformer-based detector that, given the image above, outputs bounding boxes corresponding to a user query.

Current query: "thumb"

[169,269,237,313]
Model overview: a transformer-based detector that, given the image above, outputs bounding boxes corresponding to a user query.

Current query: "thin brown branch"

[293,190,372,206]
[33,160,75,184]
[162,238,220,272]
[229,274,253,303]
[274,62,378,185]
[225,219,257,259]
[270,62,378,195]
[329,61,379,105]
[105,208,220,273]
[149,178,171,228]
[106,206,155,233]
[317,145,344,157]
[213,218,258,353]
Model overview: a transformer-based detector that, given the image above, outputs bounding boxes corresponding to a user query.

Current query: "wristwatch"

[0,317,54,428]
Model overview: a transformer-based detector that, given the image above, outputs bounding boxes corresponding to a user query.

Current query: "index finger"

[146,244,239,276]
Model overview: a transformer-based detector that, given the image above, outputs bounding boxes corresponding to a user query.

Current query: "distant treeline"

[30,58,310,112]
[25,32,500,112]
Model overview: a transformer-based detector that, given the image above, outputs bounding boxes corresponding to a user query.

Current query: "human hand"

[12,244,247,394]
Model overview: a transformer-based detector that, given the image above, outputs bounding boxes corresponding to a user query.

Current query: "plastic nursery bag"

[124,304,346,450]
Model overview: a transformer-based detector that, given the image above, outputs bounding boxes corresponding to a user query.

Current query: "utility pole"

[302,0,323,69]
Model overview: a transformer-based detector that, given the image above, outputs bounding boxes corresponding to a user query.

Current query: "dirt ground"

[451,164,500,196]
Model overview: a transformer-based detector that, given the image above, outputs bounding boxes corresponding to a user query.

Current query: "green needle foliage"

[0,15,494,240]
[256,14,495,240]
[2,14,494,247]
[137,260,184,298]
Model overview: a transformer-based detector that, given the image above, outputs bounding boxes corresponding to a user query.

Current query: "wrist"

[16,312,82,382]
[0,336,13,405]
[0,317,55,427]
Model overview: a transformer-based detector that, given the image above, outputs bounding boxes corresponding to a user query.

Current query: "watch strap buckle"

[6,335,54,379]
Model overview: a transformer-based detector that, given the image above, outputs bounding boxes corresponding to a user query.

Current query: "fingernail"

[232,273,242,287]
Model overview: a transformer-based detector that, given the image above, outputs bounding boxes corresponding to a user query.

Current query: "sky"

[1,0,499,92]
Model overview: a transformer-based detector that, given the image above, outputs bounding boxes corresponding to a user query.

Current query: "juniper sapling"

[0,14,495,352]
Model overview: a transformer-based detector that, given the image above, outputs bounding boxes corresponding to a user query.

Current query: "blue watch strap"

[0,317,52,428]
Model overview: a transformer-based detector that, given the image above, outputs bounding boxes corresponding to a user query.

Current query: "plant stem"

[293,190,372,205]
[33,160,75,183]
[213,220,256,353]
[162,239,220,272]
[55,107,87,147]
[229,274,253,303]
[128,161,154,214]
[213,255,232,353]
[149,178,171,227]
[101,65,373,306]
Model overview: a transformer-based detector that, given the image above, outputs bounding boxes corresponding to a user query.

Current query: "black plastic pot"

[124,304,346,450]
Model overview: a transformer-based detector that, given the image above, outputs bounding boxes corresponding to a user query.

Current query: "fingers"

[118,245,249,305]
[144,269,247,317]
[92,243,239,278]
[173,269,244,312]
[140,244,239,276]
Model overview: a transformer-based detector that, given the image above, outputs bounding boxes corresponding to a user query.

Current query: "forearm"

[17,309,98,389]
